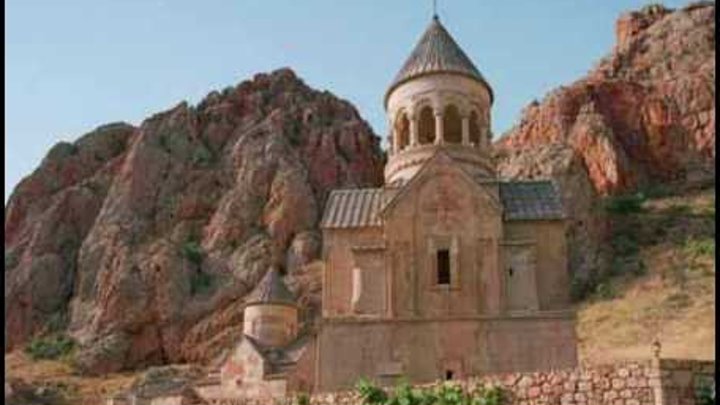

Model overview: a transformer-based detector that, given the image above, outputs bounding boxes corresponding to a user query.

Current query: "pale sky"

[5,0,691,201]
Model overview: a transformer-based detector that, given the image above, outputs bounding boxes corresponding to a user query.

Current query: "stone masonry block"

[577,381,592,391]
[612,379,626,389]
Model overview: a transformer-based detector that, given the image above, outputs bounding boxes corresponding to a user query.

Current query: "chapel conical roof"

[385,15,493,105]
[246,267,295,306]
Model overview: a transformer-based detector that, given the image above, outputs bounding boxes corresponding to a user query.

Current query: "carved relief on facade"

[418,173,467,228]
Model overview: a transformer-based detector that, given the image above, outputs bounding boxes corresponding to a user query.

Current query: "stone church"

[202,14,578,403]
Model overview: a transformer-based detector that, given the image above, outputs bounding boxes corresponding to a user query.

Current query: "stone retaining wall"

[202,358,714,405]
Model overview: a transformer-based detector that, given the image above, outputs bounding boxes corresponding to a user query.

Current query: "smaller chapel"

[203,14,578,403]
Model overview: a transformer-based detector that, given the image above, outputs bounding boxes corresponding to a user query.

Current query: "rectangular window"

[437,249,451,285]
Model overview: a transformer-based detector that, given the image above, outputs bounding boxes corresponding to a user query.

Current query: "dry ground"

[4,351,136,405]
[577,186,715,363]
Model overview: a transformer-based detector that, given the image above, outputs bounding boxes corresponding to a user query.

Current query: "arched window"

[394,112,410,151]
[469,110,481,146]
[418,106,436,145]
[443,104,462,144]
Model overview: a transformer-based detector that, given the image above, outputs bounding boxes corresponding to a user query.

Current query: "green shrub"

[685,238,715,258]
[24,335,75,360]
[5,249,19,271]
[631,259,647,277]
[470,385,505,405]
[191,144,214,167]
[604,193,646,214]
[696,379,715,405]
[612,233,639,257]
[386,381,430,405]
[570,276,596,302]
[296,392,310,405]
[356,378,388,405]
[434,383,467,405]
[182,240,204,265]
[190,271,214,295]
[355,378,506,405]
[641,183,672,199]
[595,282,617,300]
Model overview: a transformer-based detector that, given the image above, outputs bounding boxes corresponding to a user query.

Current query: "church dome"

[243,268,299,348]
[385,15,493,107]
[383,15,496,185]
[246,267,295,306]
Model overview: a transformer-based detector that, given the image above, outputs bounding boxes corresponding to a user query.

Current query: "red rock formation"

[496,2,714,281]
[4,69,384,373]
[497,1,715,195]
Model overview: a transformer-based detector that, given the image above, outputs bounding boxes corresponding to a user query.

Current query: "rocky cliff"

[5,1,715,378]
[496,1,715,279]
[4,69,384,373]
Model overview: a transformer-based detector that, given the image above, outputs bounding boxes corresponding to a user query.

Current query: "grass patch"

[663,292,692,310]
[699,206,715,219]
[684,237,715,258]
[665,204,692,216]
[594,282,617,300]
[24,335,76,361]
[604,193,647,215]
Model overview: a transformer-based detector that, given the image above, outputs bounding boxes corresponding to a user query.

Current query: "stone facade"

[202,13,578,403]
[310,14,578,392]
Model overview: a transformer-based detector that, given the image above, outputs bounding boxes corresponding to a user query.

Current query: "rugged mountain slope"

[496,1,715,280]
[498,1,714,193]
[4,68,385,373]
[5,1,714,382]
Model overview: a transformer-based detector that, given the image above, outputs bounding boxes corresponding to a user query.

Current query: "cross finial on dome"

[433,0,439,19]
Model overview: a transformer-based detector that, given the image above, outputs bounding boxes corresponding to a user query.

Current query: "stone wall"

[204,358,714,405]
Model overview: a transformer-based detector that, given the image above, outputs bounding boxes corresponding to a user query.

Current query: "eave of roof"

[384,15,494,107]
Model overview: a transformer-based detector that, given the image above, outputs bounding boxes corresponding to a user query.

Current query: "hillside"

[4,69,385,374]
[578,184,715,363]
[4,1,715,402]
[495,1,715,364]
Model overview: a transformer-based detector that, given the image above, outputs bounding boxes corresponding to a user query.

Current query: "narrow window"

[418,106,436,144]
[445,370,454,380]
[437,249,451,285]
[443,104,462,143]
[508,267,514,277]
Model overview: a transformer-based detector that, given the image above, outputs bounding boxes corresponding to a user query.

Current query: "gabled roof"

[499,180,565,221]
[379,150,502,218]
[320,150,567,229]
[246,268,295,305]
[320,188,389,229]
[385,15,493,105]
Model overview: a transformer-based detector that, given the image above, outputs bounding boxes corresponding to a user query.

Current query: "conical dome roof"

[246,267,295,306]
[385,15,493,105]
